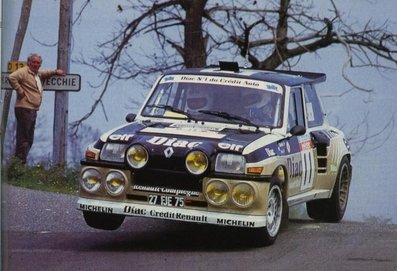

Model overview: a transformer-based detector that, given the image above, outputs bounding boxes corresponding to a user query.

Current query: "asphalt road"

[2,185,397,271]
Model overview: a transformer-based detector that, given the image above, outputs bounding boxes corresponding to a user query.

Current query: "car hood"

[101,122,271,157]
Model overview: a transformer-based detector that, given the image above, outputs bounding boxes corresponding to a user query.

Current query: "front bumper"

[78,197,268,228]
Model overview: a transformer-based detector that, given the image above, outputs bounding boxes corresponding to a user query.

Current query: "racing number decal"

[299,136,315,190]
[300,150,315,190]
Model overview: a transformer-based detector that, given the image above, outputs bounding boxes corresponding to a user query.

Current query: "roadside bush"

[4,158,79,195]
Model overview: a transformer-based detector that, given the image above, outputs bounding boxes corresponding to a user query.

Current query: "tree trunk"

[181,0,207,68]
[260,0,290,70]
[52,0,72,165]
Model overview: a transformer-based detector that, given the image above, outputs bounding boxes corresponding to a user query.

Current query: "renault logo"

[164,147,174,158]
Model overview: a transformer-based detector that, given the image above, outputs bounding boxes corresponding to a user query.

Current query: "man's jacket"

[9,66,56,110]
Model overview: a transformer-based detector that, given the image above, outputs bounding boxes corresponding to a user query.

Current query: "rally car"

[77,62,352,245]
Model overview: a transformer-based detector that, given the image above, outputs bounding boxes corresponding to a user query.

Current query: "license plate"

[148,194,185,207]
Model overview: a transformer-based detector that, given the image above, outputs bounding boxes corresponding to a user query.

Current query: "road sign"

[8,61,27,72]
[1,73,81,92]
[42,74,81,91]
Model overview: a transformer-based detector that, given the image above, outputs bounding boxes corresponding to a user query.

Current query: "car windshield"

[141,74,284,128]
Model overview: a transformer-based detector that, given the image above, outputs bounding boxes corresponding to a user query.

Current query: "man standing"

[8,53,65,164]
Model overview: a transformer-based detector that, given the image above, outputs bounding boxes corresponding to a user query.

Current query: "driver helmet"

[243,91,272,120]
[186,85,214,111]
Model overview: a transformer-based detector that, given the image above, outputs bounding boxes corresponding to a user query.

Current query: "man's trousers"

[15,107,37,163]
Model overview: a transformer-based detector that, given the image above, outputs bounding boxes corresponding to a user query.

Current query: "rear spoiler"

[217,61,326,83]
[272,70,326,84]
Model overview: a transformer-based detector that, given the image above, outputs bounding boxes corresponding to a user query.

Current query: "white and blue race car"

[78,62,352,245]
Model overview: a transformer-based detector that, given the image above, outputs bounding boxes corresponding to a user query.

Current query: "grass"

[3,159,79,195]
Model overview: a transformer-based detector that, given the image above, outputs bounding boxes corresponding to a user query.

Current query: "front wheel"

[252,183,283,246]
[307,156,352,222]
[83,211,125,230]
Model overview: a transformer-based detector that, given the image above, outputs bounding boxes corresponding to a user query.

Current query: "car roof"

[163,62,326,86]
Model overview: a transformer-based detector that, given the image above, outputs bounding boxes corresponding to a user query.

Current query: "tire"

[252,183,283,246]
[307,156,352,222]
[83,211,125,230]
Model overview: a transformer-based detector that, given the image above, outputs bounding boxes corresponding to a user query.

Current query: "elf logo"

[108,134,133,142]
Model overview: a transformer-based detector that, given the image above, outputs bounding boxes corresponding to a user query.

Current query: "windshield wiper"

[146,104,196,121]
[198,110,259,131]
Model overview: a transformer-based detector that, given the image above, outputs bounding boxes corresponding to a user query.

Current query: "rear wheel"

[252,183,283,246]
[307,156,351,222]
[83,211,125,230]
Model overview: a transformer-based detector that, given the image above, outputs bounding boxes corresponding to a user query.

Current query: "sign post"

[53,0,73,165]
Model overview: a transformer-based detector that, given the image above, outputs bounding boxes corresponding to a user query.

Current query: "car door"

[287,87,316,194]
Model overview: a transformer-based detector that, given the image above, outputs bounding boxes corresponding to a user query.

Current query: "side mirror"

[290,125,306,136]
[125,113,136,123]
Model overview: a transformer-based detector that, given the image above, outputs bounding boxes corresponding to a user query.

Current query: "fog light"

[105,171,126,196]
[205,180,228,205]
[81,169,102,192]
[232,183,255,208]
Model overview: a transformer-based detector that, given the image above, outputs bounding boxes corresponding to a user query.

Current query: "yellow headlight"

[105,171,126,196]
[126,145,148,169]
[232,183,255,208]
[81,169,102,192]
[185,151,208,175]
[205,180,228,205]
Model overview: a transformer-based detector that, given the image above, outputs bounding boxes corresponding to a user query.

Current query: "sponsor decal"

[218,142,244,152]
[124,206,147,215]
[306,102,315,122]
[79,204,113,214]
[124,207,208,223]
[216,218,255,227]
[147,136,202,148]
[287,150,315,191]
[266,84,278,91]
[169,123,223,132]
[287,156,302,179]
[277,141,291,154]
[265,148,276,157]
[132,185,200,197]
[141,126,225,139]
[154,210,207,222]
[298,135,313,151]
[108,134,133,142]
[159,74,283,93]
[299,140,313,151]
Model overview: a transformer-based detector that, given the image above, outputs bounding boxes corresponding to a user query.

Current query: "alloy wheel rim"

[266,186,282,237]
[338,163,350,210]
